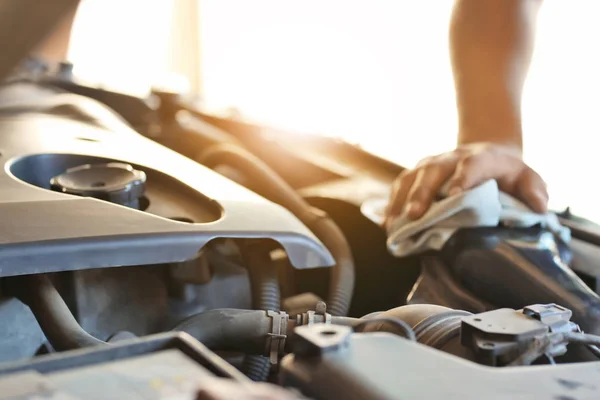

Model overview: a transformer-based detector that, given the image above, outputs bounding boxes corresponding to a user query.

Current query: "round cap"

[50,162,146,208]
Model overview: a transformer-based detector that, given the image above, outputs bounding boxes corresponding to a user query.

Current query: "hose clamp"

[314,301,331,324]
[296,301,332,326]
[266,310,288,365]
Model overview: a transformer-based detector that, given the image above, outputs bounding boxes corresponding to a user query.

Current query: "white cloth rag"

[361,179,571,257]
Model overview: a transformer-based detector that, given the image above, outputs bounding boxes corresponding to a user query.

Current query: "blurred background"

[68,0,600,221]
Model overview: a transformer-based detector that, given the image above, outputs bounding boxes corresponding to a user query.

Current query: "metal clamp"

[295,301,332,327]
[315,301,331,325]
[266,310,289,365]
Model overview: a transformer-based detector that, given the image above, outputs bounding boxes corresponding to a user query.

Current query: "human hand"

[384,142,548,228]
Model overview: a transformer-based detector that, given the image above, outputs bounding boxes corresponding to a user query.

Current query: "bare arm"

[385,0,547,224]
[450,0,543,149]
[31,1,80,63]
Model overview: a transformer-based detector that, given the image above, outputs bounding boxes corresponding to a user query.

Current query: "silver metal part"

[266,310,289,365]
[295,302,332,327]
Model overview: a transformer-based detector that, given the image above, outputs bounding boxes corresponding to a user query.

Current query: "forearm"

[31,1,80,63]
[450,0,543,149]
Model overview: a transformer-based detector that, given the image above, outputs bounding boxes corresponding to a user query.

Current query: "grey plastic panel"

[282,330,600,400]
[0,351,211,399]
[0,113,334,276]
[0,332,249,398]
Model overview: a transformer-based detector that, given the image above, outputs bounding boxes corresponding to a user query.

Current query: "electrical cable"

[585,344,600,359]
[562,331,600,347]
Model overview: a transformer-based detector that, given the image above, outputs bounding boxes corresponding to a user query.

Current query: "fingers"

[404,159,458,219]
[447,153,490,192]
[383,143,550,230]
[448,148,548,213]
[515,167,549,213]
[447,148,521,194]
[384,169,417,227]
[384,155,458,227]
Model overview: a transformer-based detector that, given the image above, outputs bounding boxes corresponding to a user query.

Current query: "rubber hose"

[243,243,280,312]
[11,274,107,351]
[172,308,272,353]
[240,243,280,381]
[199,144,355,316]
[359,304,476,361]
[241,355,270,383]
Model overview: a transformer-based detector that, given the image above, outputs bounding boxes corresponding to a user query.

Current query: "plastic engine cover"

[0,91,334,277]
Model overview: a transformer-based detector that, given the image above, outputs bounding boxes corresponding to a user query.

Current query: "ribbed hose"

[359,304,476,361]
[199,144,355,316]
[242,353,271,382]
[245,244,280,312]
[10,274,107,351]
[240,242,280,381]
[309,215,355,316]
[7,270,347,360]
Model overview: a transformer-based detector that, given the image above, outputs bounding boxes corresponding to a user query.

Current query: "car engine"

[2,2,600,399]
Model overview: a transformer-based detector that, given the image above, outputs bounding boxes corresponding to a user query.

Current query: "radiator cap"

[50,162,146,209]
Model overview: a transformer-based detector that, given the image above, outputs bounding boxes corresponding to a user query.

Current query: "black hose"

[586,344,600,359]
[241,354,270,383]
[199,143,355,316]
[563,331,600,346]
[243,242,280,312]
[240,242,280,381]
[10,274,107,351]
[7,269,347,362]
[172,308,272,353]
[172,241,280,382]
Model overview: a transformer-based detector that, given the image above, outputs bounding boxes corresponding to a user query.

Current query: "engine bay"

[3,3,600,399]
